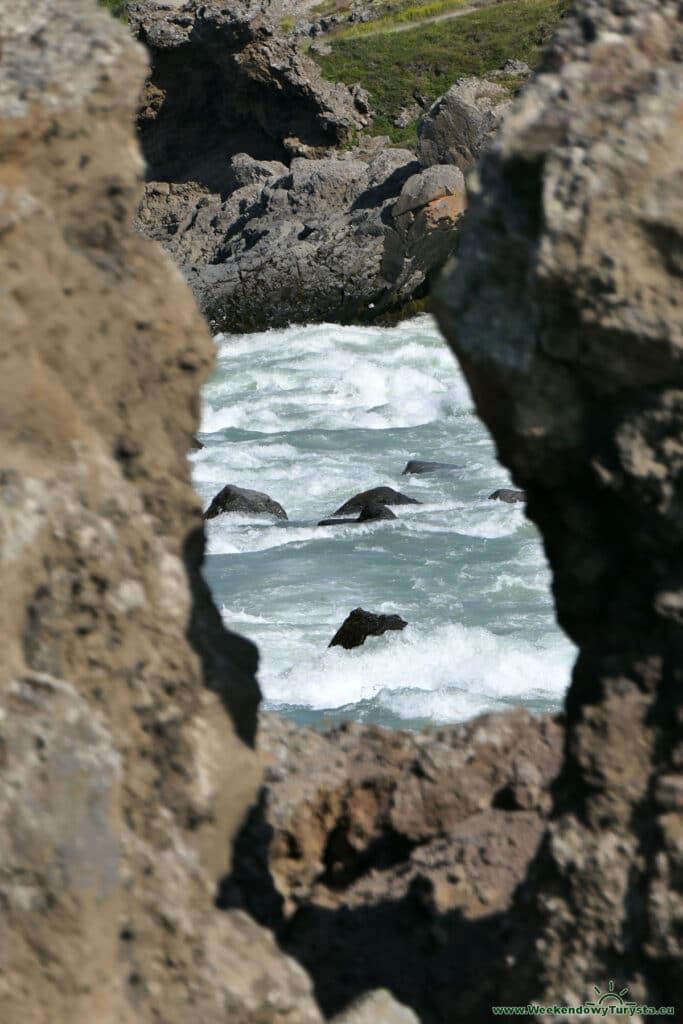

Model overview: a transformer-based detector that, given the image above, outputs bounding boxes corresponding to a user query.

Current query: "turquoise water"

[192,315,575,729]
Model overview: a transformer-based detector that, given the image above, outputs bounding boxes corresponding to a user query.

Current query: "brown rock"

[435,0,683,1008]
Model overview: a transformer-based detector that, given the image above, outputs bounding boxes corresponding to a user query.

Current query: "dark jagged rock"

[435,0,683,1009]
[191,436,205,449]
[402,460,463,475]
[204,484,288,520]
[329,608,408,649]
[318,501,397,527]
[128,0,370,189]
[488,488,525,504]
[332,487,420,517]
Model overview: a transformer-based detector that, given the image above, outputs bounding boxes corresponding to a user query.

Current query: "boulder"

[488,488,525,503]
[318,502,397,527]
[434,0,683,1008]
[226,153,289,192]
[402,460,463,474]
[204,484,288,520]
[417,77,511,174]
[329,608,408,649]
[332,486,420,517]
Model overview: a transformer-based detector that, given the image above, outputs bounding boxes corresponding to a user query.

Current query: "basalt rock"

[488,488,525,504]
[329,608,407,648]
[402,460,463,475]
[435,0,683,1008]
[204,484,288,520]
[319,502,398,527]
[332,486,420,517]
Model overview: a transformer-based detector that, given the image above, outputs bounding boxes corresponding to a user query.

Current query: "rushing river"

[192,315,575,729]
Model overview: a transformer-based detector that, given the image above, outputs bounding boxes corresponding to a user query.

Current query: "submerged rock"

[204,484,288,520]
[332,486,420,517]
[329,608,408,649]
[402,460,463,474]
[488,488,525,503]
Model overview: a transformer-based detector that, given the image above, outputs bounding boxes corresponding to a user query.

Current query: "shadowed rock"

[402,460,463,475]
[435,0,683,1008]
[488,488,525,504]
[332,487,420,517]
[329,608,408,649]
[319,502,397,527]
[204,484,288,520]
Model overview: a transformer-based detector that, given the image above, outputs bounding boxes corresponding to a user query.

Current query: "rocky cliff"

[0,3,323,1022]
[435,0,683,1008]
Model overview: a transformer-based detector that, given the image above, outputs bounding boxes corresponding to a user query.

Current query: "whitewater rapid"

[192,315,575,729]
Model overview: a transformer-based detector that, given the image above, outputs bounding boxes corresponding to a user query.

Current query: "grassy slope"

[316,0,566,144]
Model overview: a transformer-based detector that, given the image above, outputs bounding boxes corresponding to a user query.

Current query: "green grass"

[316,0,566,143]
[337,0,472,38]
[98,0,128,21]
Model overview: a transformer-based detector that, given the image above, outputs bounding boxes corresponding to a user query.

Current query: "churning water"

[192,315,575,729]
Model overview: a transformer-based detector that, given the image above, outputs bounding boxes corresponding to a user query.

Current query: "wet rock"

[332,486,420,517]
[488,488,525,503]
[417,77,511,173]
[204,484,288,520]
[318,502,397,527]
[191,436,205,449]
[329,608,408,649]
[402,460,463,474]
[434,0,683,1008]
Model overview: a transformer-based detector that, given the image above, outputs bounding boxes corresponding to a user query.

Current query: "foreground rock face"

[224,711,563,1020]
[436,0,683,1007]
[0,4,327,1023]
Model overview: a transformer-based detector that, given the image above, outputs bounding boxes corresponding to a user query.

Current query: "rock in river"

[402,460,463,474]
[319,502,397,527]
[489,489,526,504]
[204,484,288,520]
[329,608,408,649]
[332,486,420,517]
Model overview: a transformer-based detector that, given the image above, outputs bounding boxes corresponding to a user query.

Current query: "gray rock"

[417,77,511,173]
[488,488,526,504]
[393,164,466,219]
[204,484,288,520]
[329,608,408,649]
[332,486,420,517]
[402,460,463,474]
[318,501,398,526]
[226,153,289,192]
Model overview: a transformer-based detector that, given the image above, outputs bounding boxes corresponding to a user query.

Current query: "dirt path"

[338,0,504,39]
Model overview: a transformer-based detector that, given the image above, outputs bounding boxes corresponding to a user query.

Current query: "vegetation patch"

[98,0,128,20]
[337,0,472,39]
[315,0,567,143]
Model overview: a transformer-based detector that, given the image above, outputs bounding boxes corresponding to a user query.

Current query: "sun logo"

[593,982,630,1006]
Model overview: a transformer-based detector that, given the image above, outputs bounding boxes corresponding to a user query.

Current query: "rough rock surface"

[222,710,564,1020]
[329,608,408,648]
[332,486,420,517]
[203,484,289,520]
[488,488,525,504]
[138,147,465,330]
[402,460,463,475]
[128,0,370,188]
[0,4,323,1023]
[319,501,398,526]
[417,77,512,174]
[435,0,683,1008]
